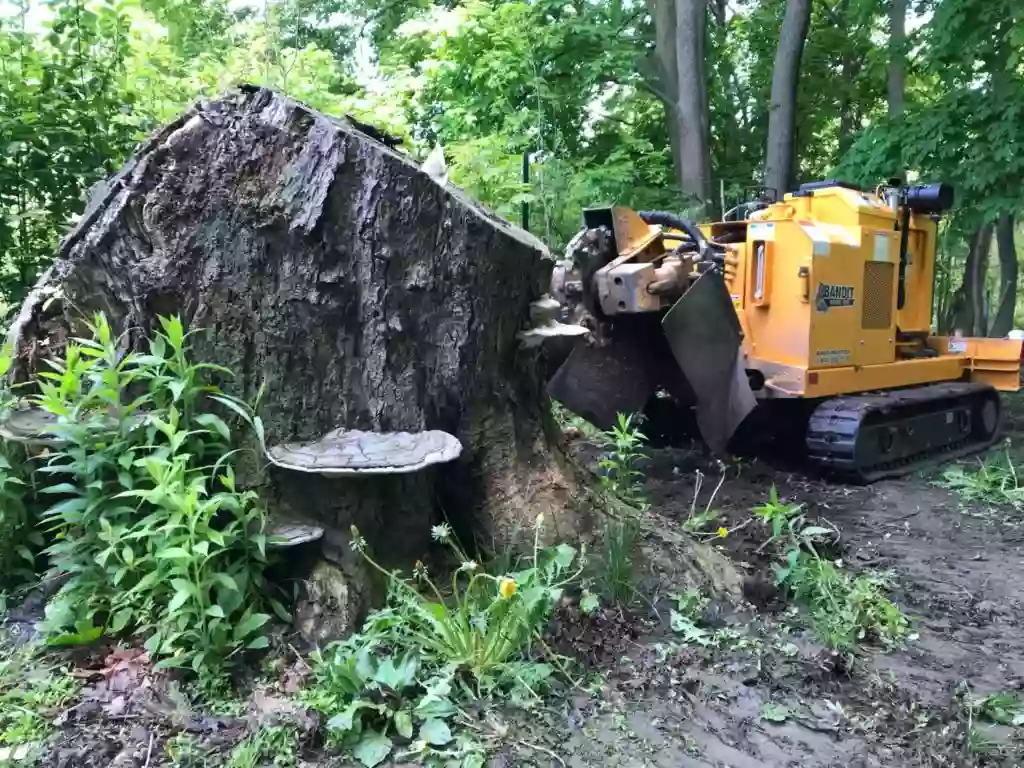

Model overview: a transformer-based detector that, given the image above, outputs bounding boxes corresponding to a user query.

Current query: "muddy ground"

[534,395,1024,768]
[8,397,1024,767]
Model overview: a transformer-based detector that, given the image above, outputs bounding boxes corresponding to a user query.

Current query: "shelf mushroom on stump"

[265,428,462,643]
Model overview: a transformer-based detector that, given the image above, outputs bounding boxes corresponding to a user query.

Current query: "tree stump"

[6,86,743,638]
[5,86,590,634]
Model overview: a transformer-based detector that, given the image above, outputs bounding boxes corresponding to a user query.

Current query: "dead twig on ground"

[516,739,566,767]
[143,731,154,768]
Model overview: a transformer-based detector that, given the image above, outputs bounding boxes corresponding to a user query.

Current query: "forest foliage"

[0,0,1021,329]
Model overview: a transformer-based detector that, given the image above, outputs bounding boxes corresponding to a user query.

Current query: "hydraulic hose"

[637,210,710,252]
[638,210,725,265]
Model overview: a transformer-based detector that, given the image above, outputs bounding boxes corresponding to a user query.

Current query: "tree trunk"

[709,0,726,25]
[952,225,994,336]
[990,213,1017,337]
[7,87,743,637]
[763,0,812,200]
[3,87,574,631]
[645,0,711,203]
[647,0,685,192]
[887,0,906,120]
[673,0,712,204]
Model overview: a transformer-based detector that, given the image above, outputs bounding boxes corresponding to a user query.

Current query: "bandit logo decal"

[814,282,854,312]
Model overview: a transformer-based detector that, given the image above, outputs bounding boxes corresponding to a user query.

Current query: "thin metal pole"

[522,151,530,232]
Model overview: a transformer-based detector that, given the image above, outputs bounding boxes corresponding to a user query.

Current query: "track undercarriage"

[638,381,1003,482]
[804,381,1002,482]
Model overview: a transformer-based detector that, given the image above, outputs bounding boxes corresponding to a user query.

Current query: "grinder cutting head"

[542,206,756,453]
[661,270,756,453]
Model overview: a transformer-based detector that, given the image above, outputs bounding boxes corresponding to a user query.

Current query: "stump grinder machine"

[535,181,1023,481]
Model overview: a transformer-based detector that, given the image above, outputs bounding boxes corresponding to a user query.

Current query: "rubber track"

[805,381,1001,483]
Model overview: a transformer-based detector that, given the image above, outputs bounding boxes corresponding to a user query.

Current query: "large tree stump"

[6,86,742,637]
[6,86,591,633]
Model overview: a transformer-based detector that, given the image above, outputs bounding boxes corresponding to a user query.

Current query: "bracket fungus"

[264,428,463,476]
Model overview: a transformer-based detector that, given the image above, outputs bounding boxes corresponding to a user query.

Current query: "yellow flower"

[498,577,517,599]
[717,527,728,538]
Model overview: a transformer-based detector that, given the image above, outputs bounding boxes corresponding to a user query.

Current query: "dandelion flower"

[348,525,367,552]
[717,526,728,538]
[498,577,516,599]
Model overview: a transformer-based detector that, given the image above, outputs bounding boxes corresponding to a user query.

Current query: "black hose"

[637,210,710,251]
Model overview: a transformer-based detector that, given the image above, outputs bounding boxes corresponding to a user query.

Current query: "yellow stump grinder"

[534,181,1022,481]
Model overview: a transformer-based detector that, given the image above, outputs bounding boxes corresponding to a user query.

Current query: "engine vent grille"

[862,261,895,330]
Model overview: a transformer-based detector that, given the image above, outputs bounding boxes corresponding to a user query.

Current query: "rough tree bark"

[7,87,743,636]
[645,0,712,204]
[673,0,712,204]
[950,225,994,336]
[647,0,684,193]
[990,213,1018,337]
[764,0,812,200]
[888,0,906,121]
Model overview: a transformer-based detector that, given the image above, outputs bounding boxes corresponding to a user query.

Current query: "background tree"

[0,0,1021,334]
[645,0,711,203]
[763,0,812,199]
[887,0,905,120]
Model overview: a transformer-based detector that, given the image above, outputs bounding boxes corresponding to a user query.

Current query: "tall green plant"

[35,313,278,674]
[597,412,649,506]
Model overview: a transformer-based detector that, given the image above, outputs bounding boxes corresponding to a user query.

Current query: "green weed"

[0,451,39,586]
[0,643,79,748]
[751,484,806,541]
[938,442,1024,508]
[963,690,1024,727]
[166,733,213,767]
[304,516,580,767]
[667,589,744,649]
[307,648,485,767]
[550,401,601,441]
[759,702,790,723]
[683,462,726,532]
[31,313,280,677]
[0,345,43,587]
[228,725,299,768]
[775,552,908,650]
[595,517,639,605]
[955,685,1019,758]
[597,413,648,506]
[754,489,909,651]
[351,517,580,687]
[964,724,1000,758]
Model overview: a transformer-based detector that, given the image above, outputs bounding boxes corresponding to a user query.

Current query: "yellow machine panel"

[720,185,1021,398]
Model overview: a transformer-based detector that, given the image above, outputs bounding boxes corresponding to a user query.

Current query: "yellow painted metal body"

[675,185,1024,399]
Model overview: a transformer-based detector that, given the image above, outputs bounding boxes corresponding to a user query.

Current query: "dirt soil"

[524,393,1024,768]
[10,397,1024,767]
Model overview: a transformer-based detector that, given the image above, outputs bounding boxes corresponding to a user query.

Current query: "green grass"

[937,443,1024,508]
[595,518,640,605]
[227,726,300,768]
[0,642,79,749]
